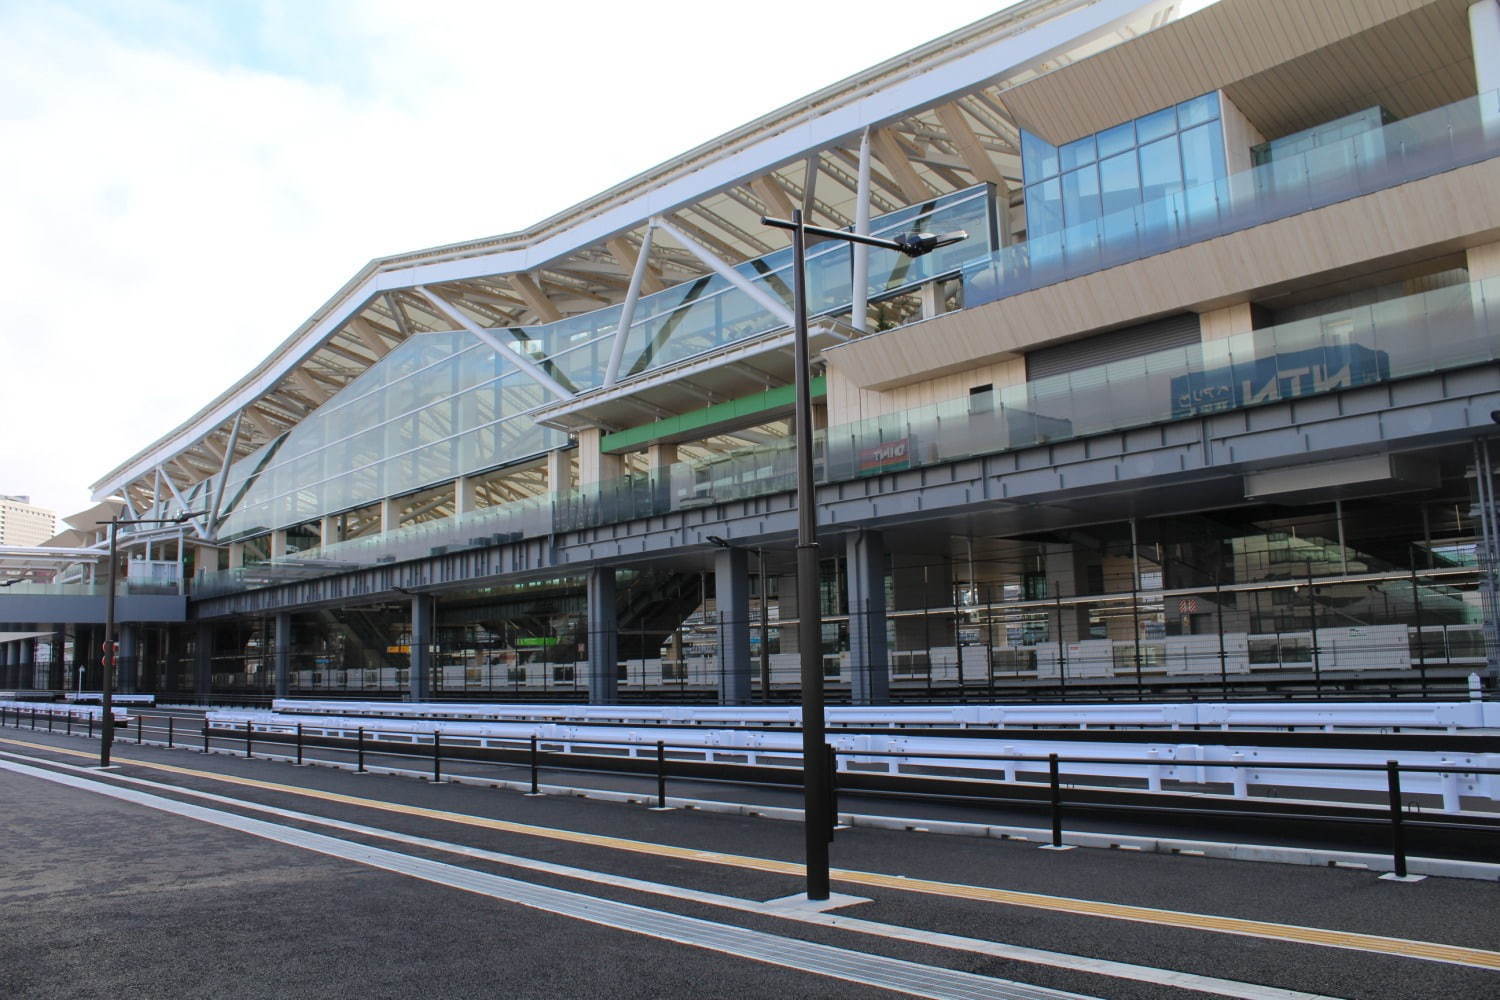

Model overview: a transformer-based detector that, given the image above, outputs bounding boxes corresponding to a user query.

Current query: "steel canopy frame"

[90,0,1170,502]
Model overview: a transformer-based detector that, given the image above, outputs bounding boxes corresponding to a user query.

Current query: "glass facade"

[206,185,994,540]
[1021,92,1225,258]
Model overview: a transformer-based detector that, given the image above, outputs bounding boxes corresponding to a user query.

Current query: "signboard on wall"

[858,437,911,476]
[1169,344,1390,419]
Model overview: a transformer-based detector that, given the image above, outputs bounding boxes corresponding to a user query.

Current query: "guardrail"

[0,701,131,737]
[66,693,156,706]
[269,697,1500,731]
[10,706,1497,880]
[215,710,1500,813]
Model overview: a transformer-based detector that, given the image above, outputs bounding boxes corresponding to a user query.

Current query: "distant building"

[0,496,57,547]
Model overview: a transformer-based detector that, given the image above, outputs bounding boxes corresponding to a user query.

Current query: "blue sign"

[1170,343,1390,418]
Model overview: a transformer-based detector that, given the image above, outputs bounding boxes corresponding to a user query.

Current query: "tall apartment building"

[6,0,1500,705]
[0,496,57,548]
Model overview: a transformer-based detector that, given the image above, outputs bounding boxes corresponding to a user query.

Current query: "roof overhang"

[90,0,1175,502]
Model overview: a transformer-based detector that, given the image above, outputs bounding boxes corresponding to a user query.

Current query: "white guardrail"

[269,698,1500,731]
[219,708,1500,814]
[66,693,156,706]
[1,700,132,723]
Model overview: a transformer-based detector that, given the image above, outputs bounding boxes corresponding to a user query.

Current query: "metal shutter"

[1025,312,1202,381]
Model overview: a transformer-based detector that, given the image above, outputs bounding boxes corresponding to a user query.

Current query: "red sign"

[1178,598,1198,614]
[858,437,911,476]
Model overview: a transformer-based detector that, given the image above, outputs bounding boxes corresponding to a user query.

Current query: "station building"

[6,0,1500,706]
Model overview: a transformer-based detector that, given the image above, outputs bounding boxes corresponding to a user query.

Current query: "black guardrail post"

[356,727,365,773]
[30,707,36,730]
[137,715,143,744]
[1049,753,1064,849]
[88,712,93,739]
[433,730,442,783]
[1386,759,1408,878]
[66,711,72,735]
[167,716,173,749]
[295,723,303,766]
[245,721,253,759]
[202,720,209,753]
[827,744,839,840]
[656,741,666,809]
[528,734,540,795]
[47,711,53,733]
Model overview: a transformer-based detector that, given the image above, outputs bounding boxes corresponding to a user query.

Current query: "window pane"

[1138,136,1183,199]
[1021,129,1059,182]
[1097,121,1135,158]
[1026,178,1063,237]
[1177,92,1219,128]
[1060,134,1096,171]
[1061,165,1101,225]
[1098,151,1141,215]
[1136,106,1177,144]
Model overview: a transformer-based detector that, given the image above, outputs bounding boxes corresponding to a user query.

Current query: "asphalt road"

[2,726,1498,1000]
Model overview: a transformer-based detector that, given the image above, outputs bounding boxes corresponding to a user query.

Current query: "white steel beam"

[652,215,794,328]
[851,128,873,335]
[603,224,656,388]
[413,287,573,401]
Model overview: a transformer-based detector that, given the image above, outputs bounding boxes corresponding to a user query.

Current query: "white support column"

[851,128,873,334]
[576,428,623,486]
[646,443,678,474]
[269,529,288,560]
[319,515,340,547]
[1472,1,1500,96]
[603,224,656,387]
[227,542,244,570]
[379,497,399,534]
[653,216,795,327]
[455,475,478,516]
[546,448,572,493]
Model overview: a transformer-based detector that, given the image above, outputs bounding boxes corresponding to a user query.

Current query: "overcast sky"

[1,0,1033,518]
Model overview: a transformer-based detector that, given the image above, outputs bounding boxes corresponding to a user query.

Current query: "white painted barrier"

[66,693,156,706]
[269,697,1500,732]
[1,699,131,723]
[215,709,1500,813]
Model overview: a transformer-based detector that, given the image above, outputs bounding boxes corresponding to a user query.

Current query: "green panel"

[601,376,826,453]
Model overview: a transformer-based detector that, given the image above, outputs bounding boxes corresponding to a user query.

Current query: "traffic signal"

[99,640,119,670]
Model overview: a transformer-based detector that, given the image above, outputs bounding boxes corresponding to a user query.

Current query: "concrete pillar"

[269,529,288,559]
[319,515,341,547]
[194,623,213,704]
[380,497,399,534]
[227,542,244,570]
[546,448,572,494]
[3,642,16,689]
[577,428,624,486]
[194,544,219,577]
[118,625,138,695]
[409,594,434,702]
[1199,302,1255,342]
[274,612,291,699]
[585,567,619,704]
[19,640,32,690]
[714,547,752,705]
[846,530,890,705]
[1472,1,1500,96]
[646,443,678,474]
[455,475,478,516]
[1044,542,1094,643]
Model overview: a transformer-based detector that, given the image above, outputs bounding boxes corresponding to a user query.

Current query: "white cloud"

[0,0,1013,518]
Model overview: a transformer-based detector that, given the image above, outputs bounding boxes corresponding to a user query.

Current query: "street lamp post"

[97,510,206,768]
[760,209,964,900]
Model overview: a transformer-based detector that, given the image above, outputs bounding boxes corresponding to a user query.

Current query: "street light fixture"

[760,209,966,900]
[95,509,206,768]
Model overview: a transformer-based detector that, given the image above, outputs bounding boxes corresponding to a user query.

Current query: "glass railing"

[962,90,1500,308]
[0,580,183,598]
[191,273,1500,599]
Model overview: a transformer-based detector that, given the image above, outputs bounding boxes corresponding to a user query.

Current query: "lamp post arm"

[761,216,904,253]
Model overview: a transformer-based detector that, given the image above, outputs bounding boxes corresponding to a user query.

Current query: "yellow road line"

[6,734,1498,971]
